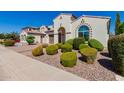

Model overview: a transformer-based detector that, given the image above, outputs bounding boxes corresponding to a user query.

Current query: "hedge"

[61,43,72,53]
[26,35,35,45]
[108,34,124,76]
[4,40,15,46]
[108,37,113,57]
[73,37,85,50]
[88,39,104,51]
[32,45,43,56]
[46,45,58,55]
[60,52,77,67]
[66,39,74,46]
[80,48,97,64]
[55,43,63,49]
[79,44,90,50]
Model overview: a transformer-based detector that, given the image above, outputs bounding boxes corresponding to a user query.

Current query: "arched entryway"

[78,25,90,41]
[58,27,66,43]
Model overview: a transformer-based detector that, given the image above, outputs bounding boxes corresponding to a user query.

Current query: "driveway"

[0,45,85,81]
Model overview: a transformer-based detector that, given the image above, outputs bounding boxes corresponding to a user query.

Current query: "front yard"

[8,44,116,81]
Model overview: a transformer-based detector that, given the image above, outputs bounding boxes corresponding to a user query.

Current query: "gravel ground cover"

[8,45,116,81]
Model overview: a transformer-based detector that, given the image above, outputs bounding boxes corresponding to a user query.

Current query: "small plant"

[4,40,15,46]
[42,43,48,48]
[46,45,58,55]
[61,43,72,53]
[55,43,63,49]
[73,37,85,50]
[66,39,74,46]
[26,35,35,45]
[32,45,43,56]
[80,48,97,64]
[60,52,77,67]
[88,39,104,51]
[79,44,90,50]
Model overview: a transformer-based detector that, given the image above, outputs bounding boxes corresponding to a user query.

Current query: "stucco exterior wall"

[71,16,109,47]
[53,14,73,43]
[32,35,41,43]
[20,31,42,44]
[43,35,49,44]
[83,17,109,47]
[20,31,28,43]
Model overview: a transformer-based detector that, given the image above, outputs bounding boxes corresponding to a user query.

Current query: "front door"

[58,27,66,43]
[40,36,43,43]
[49,35,54,44]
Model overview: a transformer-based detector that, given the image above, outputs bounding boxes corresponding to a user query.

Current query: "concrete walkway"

[0,45,85,81]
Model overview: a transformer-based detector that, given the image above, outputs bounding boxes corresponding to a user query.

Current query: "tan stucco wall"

[53,14,73,44]
[71,16,110,47]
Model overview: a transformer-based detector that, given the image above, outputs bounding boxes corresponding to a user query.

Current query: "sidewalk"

[0,45,85,81]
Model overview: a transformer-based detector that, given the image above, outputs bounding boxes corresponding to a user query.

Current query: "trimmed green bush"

[73,37,85,50]
[61,43,72,53]
[109,34,124,76]
[79,44,90,50]
[4,40,15,46]
[60,52,77,67]
[42,43,48,48]
[46,45,58,55]
[108,37,113,57]
[55,43,63,49]
[88,39,104,51]
[0,40,4,44]
[66,39,74,46]
[80,48,97,64]
[32,45,43,56]
[26,35,35,45]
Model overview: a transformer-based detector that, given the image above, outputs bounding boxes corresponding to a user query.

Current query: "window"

[78,25,90,41]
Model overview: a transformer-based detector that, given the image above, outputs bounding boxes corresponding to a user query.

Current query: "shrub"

[61,43,72,53]
[32,45,43,56]
[109,34,124,76]
[26,35,35,45]
[73,37,85,50]
[88,39,104,51]
[60,52,77,67]
[55,43,63,49]
[4,40,15,46]
[46,45,58,55]
[42,43,48,48]
[66,39,74,46]
[0,40,4,44]
[80,48,97,64]
[79,44,90,50]
[108,37,113,57]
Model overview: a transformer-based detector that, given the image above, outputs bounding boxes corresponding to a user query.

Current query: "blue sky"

[0,11,124,34]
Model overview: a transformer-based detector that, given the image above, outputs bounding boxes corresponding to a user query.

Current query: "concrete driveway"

[0,45,85,81]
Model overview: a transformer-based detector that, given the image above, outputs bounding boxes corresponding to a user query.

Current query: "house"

[20,13,111,47]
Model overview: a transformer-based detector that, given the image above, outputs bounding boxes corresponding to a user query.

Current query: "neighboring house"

[20,13,111,47]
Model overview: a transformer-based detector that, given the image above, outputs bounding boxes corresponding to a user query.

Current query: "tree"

[26,35,35,45]
[0,33,5,39]
[115,12,121,35]
[4,32,20,40]
[118,22,124,34]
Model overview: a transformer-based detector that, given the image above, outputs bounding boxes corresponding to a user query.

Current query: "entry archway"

[58,27,66,43]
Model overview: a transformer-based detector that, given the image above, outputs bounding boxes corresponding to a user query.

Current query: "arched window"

[78,25,90,41]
